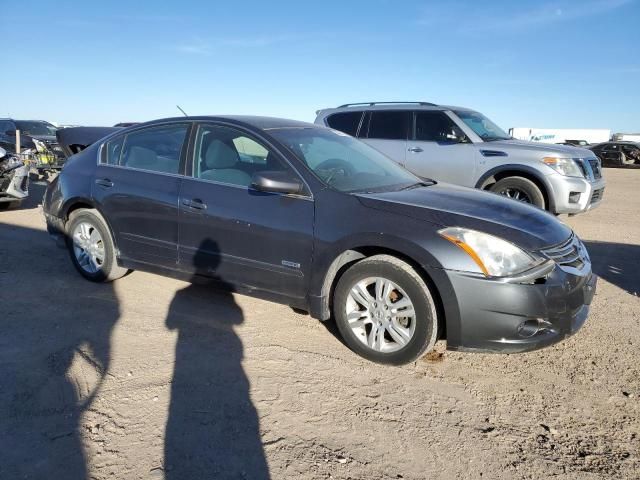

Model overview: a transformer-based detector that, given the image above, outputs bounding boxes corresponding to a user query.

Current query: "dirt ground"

[1,169,638,480]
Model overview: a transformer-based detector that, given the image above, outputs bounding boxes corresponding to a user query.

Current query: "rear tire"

[66,209,128,282]
[490,176,545,209]
[332,255,439,365]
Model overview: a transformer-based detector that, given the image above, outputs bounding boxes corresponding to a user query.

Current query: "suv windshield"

[14,121,58,137]
[271,127,423,193]
[453,110,511,141]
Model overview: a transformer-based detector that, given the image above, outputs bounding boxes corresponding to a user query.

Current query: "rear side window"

[103,136,124,165]
[366,111,409,140]
[326,112,363,136]
[414,111,461,142]
[120,124,189,174]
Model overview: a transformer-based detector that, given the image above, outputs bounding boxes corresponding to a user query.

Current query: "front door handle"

[95,178,114,188]
[408,147,423,153]
[182,198,207,210]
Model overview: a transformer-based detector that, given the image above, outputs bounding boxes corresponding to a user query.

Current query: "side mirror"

[251,171,303,195]
[0,147,5,159]
[446,128,468,143]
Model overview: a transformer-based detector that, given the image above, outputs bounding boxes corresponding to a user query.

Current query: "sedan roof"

[143,115,318,131]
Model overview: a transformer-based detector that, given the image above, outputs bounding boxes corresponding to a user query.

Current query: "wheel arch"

[62,199,120,255]
[475,165,555,212]
[313,245,448,340]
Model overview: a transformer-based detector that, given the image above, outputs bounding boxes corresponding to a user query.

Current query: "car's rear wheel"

[490,176,545,209]
[66,209,128,282]
[333,255,439,365]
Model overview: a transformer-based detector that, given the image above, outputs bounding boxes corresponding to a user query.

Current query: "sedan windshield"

[14,121,58,137]
[271,127,424,193]
[453,110,511,141]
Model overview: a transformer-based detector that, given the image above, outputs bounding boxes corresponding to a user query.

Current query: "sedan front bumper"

[442,263,596,353]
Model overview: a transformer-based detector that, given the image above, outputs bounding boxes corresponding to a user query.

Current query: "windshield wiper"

[399,181,434,191]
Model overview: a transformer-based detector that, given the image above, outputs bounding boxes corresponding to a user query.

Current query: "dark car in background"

[589,141,640,167]
[0,118,66,171]
[43,116,597,365]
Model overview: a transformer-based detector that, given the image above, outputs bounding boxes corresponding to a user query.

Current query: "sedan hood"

[357,183,572,251]
[488,139,594,157]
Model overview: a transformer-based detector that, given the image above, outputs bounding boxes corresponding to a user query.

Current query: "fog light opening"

[568,191,581,204]
[517,318,550,338]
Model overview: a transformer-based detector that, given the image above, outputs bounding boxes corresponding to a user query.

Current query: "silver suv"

[315,102,605,215]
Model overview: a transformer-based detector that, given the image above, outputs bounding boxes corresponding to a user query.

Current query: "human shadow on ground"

[584,241,640,296]
[0,222,120,479]
[164,239,270,479]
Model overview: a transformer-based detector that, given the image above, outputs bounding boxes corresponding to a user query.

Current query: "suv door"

[358,110,409,165]
[403,111,477,185]
[178,122,314,300]
[93,122,190,267]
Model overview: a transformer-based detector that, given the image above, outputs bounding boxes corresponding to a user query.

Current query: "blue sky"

[2,0,639,132]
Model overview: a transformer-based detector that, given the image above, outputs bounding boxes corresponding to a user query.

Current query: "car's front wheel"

[66,208,128,282]
[490,176,545,209]
[333,255,439,365]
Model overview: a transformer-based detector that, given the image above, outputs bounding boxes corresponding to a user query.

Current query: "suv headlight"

[439,227,542,277]
[542,157,584,178]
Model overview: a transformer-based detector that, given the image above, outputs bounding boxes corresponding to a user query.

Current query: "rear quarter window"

[102,136,124,165]
[326,112,363,136]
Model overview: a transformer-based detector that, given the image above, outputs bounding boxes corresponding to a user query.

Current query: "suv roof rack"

[337,101,438,108]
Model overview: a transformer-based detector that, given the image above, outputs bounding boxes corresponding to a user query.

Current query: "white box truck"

[509,128,611,145]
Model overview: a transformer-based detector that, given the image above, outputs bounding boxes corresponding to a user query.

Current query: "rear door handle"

[182,198,207,210]
[408,147,423,153]
[95,178,114,188]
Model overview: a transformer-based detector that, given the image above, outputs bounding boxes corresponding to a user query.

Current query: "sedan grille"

[541,234,588,272]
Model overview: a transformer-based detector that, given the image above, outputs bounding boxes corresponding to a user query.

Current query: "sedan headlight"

[542,157,584,178]
[439,227,542,277]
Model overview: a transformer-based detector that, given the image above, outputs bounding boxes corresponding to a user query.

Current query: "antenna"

[176,105,188,117]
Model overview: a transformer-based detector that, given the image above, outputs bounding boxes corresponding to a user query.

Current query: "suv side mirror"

[251,171,303,195]
[446,127,468,143]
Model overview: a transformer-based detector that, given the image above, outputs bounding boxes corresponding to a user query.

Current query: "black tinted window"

[415,111,460,142]
[120,124,188,174]
[193,124,292,187]
[326,112,363,136]
[367,111,409,140]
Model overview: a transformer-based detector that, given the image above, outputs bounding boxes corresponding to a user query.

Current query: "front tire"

[490,176,545,209]
[333,255,439,365]
[66,209,128,282]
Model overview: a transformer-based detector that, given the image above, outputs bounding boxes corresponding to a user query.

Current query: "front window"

[453,110,511,141]
[271,127,422,193]
[14,121,58,137]
[193,124,293,187]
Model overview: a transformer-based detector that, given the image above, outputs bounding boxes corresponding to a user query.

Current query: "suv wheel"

[490,176,545,209]
[66,209,128,282]
[333,255,439,365]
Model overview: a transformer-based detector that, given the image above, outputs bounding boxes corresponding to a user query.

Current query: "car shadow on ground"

[164,239,270,479]
[584,241,640,296]
[0,223,120,478]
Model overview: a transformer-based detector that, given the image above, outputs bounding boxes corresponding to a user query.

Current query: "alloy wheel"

[72,221,105,274]
[499,188,532,203]
[345,277,416,353]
